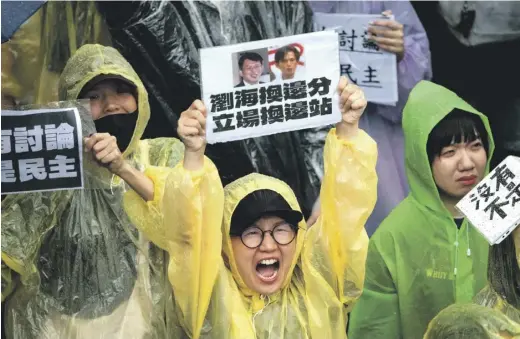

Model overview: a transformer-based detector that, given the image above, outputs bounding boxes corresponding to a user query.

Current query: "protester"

[1,44,183,338]
[418,2,520,167]
[235,52,265,87]
[424,303,520,339]
[474,226,520,324]
[348,81,495,339]
[123,76,377,338]
[306,2,432,235]
[274,45,301,81]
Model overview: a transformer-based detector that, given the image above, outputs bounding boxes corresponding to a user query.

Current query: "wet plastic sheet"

[96,0,319,217]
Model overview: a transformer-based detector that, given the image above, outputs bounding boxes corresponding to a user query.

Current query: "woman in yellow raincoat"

[124,76,378,338]
[2,44,184,338]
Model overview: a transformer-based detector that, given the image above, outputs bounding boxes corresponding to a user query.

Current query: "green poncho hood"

[349,81,495,339]
[403,80,495,215]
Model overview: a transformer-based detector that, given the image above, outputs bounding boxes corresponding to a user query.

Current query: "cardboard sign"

[1,108,84,194]
[314,13,398,105]
[457,156,520,245]
[200,31,341,144]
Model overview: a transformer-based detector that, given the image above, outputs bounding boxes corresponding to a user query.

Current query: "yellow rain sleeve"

[124,157,224,338]
[302,128,378,336]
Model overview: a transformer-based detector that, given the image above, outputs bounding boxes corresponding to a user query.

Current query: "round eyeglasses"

[237,223,299,249]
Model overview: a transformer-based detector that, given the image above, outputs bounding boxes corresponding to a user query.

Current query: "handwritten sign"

[200,31,341,144]
[1,108,84,194]
[457,156,520,245]
[314,13,398,105]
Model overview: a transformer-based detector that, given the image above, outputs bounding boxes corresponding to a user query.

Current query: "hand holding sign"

[368,10,405,61]
[84,133,127,176]
[178,99,207,171]
[337,75,367,138]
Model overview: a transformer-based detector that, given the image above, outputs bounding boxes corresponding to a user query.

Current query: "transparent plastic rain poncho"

[3,1,330,219]
[424,303,520,339]
[95,0,320,218]
[123,128,378,338]
[1,44,185,339]
[1,1,111,107]
[474,231,520,324]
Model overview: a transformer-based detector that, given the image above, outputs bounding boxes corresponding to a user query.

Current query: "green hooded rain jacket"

[348,80,495,339]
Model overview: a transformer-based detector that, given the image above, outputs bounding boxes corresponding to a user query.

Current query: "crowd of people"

[1,1,519,339]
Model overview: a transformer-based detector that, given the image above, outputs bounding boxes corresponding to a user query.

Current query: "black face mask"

[94,112,138,153]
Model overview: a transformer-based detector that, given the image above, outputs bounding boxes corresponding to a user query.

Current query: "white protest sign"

[314,13,398,105]
[1,108,84,194]
[200,31,341,144]
[456,156,520,245]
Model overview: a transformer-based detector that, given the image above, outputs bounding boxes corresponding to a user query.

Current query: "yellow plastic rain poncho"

[124,128,378,338]
[424,303,520,339]
[1,44,184,339]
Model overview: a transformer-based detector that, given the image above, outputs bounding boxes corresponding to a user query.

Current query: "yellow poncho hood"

[58,43,150,157]
[222,173,307,311]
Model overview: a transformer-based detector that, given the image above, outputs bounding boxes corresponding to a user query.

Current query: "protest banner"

[456,156,520,245]
[314,13,398,105]
[1,108,84,194]
[200,31,341,144]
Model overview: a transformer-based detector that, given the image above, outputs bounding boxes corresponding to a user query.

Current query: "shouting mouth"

[256,258,280,283]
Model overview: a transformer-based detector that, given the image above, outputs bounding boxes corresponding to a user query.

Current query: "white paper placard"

[456,156,520,245]
[314,13,398,106]
[200,31,341,144]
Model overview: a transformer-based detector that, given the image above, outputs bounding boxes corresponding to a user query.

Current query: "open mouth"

[255,259,280,283]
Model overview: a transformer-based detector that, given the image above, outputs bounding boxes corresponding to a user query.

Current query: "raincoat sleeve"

[141,137,185,168]
[1,190,72,301]
[348,230,401,339]
[124,157,224,338]
[302,128,377,310]
[377,1,432,124]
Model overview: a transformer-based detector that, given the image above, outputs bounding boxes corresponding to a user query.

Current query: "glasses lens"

[241,227,263,248]
[272,224,296,245]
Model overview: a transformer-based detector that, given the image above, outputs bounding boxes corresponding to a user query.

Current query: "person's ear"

[239,70,244,78]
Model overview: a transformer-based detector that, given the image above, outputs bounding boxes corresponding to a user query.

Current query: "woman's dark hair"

[427,108,489,164]
[488,234,520,308]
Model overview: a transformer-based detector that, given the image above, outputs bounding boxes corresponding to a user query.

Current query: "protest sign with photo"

[200,31,341,144]
[456,156,520,245]
[1,108,84,194]
[314,13,398,105]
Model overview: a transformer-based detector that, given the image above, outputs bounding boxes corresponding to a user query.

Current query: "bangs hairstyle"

[427,108,489,164]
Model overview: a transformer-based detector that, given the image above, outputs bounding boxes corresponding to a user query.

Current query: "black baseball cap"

[229,189,303,236]
[78,74,137,99]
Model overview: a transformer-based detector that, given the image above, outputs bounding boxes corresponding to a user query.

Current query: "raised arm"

[84,133,155,201]
[302,76,378,309]
[124,100,224,338]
